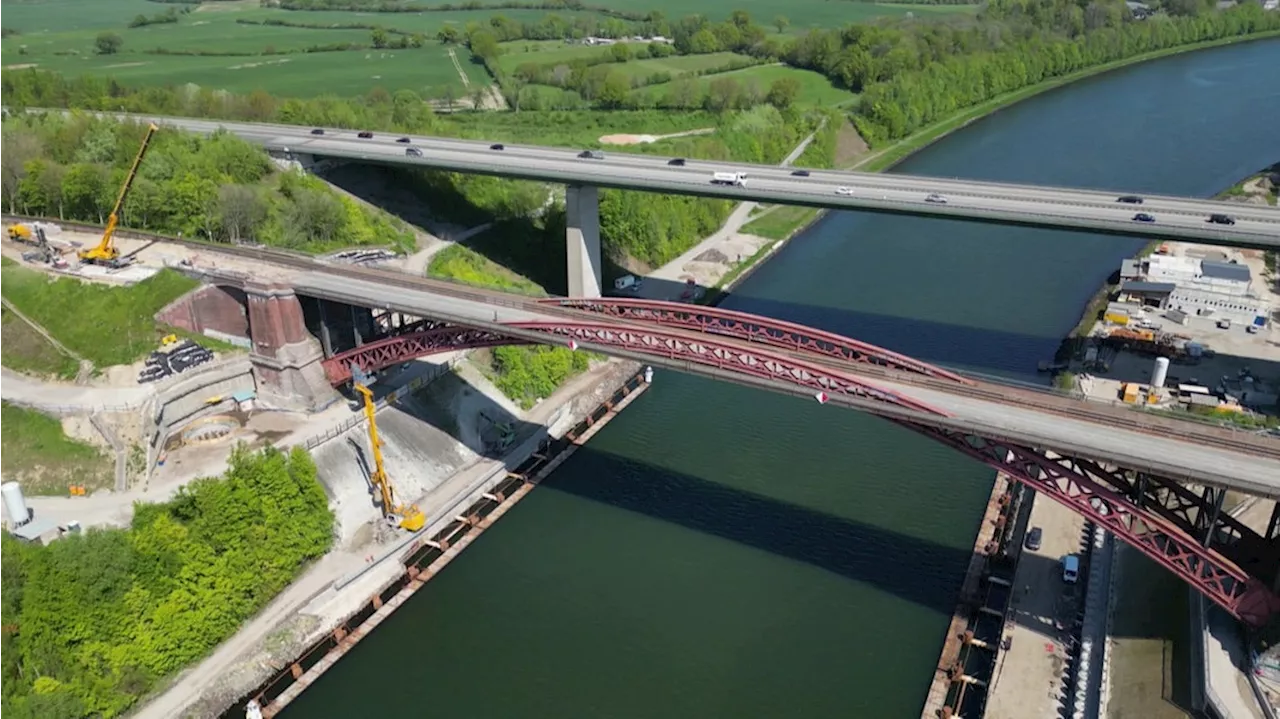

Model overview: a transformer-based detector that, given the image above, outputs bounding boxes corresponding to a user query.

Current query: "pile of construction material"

[137,339,213,384]
[332,249,397,266]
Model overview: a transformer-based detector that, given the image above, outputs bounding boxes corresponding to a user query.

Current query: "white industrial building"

[1118,254,1270,326]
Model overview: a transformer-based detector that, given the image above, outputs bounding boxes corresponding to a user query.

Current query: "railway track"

[11,216,1280,462]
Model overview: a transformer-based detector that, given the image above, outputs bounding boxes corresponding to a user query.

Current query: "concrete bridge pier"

[245,284,338,411]
[565,184,602,299]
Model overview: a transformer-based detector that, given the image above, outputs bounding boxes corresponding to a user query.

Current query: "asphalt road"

[94,111,1280,249]
[293,272,1280,495]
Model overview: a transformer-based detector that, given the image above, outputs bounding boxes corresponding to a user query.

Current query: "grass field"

[633,64,858,107]
[741,205,822,239]
[1,401,114,495]
[0,264,199,371]
[3,0,976,98]
[1,304,82,379]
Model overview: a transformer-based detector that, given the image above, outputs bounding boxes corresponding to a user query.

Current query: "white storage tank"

[1152,356,1171,388]
[2,481,30,527]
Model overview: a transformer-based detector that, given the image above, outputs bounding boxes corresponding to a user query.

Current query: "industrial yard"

[1063,241,1279,429]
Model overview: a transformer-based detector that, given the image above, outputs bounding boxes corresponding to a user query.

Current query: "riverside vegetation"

[0,446,335,719]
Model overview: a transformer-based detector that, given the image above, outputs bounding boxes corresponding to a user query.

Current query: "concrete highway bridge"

[139,234,1280,627]
[66,111,1280,298]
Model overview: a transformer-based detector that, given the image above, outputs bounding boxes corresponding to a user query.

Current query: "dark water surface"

[284,40,1280,719]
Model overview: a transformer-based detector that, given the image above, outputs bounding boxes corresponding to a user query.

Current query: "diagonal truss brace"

[899,422,1280,627]
[542,297,971,384]
[321,326,527,385]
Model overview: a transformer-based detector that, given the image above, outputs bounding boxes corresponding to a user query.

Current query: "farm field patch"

[634,64,857,107]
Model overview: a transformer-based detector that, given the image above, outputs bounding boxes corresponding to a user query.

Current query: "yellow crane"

[354,383,426,532]
[79,122,159,267]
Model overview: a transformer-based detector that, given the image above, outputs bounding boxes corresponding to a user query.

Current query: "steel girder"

[507,321,951,415]
[321,326,528,384]
[901,422,1280,626]
[541,298,971,384]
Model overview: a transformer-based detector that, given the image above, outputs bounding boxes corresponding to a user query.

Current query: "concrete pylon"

[565,184,602,298]
[244,284,338,411]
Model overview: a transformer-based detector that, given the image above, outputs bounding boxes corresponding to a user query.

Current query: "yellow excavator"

[354,382,426,532]
[79,122,159,268]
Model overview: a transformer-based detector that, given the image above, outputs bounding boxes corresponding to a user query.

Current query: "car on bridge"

[1132,213,1156,223]
[490,143,505,151]
[1208,213,1236,225]
[405,147,423,158]
[357,131,374,139]
[668,158,686,166]
[396,137,411,144]
[925,193,947,204]
[310,128,324,136]
[836,187,855,196]
[1116,195,1144,204]
[579,150,605,160]
[791,170,810,177]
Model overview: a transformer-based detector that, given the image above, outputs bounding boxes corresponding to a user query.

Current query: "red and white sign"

[814,391,829,405]
[567,340,579,351]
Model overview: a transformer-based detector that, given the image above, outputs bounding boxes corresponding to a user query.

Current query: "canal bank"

[279,39,1280,719]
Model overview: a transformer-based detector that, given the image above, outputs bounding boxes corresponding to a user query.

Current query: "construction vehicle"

[78,122,159,268]
[8,223,33,242]
[353,379,426,532]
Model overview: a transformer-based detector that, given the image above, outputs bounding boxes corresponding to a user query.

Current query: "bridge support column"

[565,184,602,299]
[246,284,338,411]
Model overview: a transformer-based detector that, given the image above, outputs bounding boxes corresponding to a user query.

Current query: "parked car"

[1116,195,1144,204]
[310,128,325,135]
[668,158,687,166]
[1024,526,1043,551]
[357,131,374,139]
[490,143,505,151]
[925,193,947,204]
[396,137,411,143]
[791,170,811,177]
[578,150,604,160]
[1132,213,1156,223]
[405,147,423,157]
[1208,213,1236,225]
[1061,554,1080,584]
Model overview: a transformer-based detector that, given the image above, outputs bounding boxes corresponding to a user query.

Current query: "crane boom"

[79,122,159,267]
[353,384,426,532]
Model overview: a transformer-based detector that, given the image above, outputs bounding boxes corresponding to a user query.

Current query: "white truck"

[711,171,747,187]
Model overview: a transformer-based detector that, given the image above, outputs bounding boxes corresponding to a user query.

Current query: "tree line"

[0,112,414,253]
[1,446,334,719]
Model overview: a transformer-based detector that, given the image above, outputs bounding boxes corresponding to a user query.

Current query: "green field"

[3,0,976,98]
[634,64,858,107]
[1,402,114,495]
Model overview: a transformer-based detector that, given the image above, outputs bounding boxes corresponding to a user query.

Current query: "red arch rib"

[540,298,972,384]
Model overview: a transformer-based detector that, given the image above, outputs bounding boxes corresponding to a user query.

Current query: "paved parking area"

[985,493,1088,719]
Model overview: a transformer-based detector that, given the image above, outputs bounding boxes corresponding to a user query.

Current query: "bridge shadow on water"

[536,443,1066,643]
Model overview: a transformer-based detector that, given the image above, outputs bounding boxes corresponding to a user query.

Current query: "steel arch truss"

[542,298,971,384]
[322,325,530,385]
[902,423,1280,626]
[508,322,951,416]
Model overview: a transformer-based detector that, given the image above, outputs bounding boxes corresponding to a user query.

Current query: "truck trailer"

[711,171,748,187]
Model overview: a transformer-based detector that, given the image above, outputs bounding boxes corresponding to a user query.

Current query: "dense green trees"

[0,113,413,253]
[0,446,334,719]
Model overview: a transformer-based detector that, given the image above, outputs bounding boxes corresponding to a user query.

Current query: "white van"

[614,274,641,292]
[1061,554,1080,584]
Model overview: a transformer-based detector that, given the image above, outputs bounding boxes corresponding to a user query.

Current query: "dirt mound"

[599,134,659,146]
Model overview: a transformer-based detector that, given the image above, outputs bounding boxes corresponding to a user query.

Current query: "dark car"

[490,143,505,151]
[1132,213,1155,223]
[357,131,374,139]
[578,150,604,160]
[668,158,686,166]
[405,147,423,158]
[1116,195,1144,204]
[1208,213,1236,225]
[791,170,811,177]
[1025,527,1043,551]
[396,137,411,144]
[310,128,325,135]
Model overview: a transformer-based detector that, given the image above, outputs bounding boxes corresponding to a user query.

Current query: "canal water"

[283,40,1280,718]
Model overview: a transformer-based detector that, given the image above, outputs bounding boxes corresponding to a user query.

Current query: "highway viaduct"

[68,111,1280,299]
[145,235,1280,626]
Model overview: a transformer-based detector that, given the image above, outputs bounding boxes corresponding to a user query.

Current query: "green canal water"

[284,40,1280,718]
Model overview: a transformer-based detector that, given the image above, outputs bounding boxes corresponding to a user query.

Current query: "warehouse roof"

[1200,261,1250,283]
[1121,281,1177,294]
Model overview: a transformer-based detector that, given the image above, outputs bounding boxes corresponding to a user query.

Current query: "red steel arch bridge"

[319,295,1280,628]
